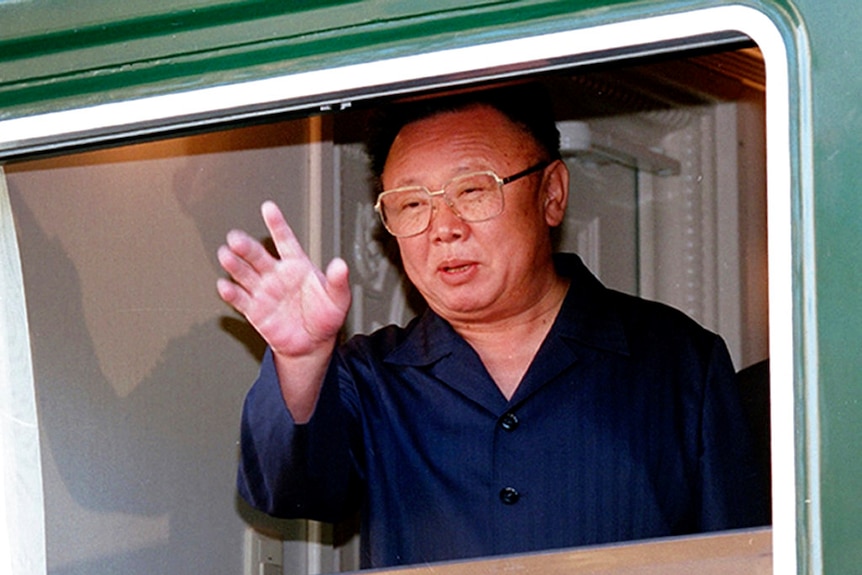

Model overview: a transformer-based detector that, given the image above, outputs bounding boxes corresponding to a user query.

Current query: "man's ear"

[542,159,569,227]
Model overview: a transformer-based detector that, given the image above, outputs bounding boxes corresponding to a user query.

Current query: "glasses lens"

[379,187,432,236]
[446,173,503,222]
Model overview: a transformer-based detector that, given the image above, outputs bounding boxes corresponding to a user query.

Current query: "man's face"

[381,104,568,325]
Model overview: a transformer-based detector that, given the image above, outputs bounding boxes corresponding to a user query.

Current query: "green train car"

[0,1,857,574]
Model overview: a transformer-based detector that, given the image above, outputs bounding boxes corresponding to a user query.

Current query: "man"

[217,83,767,569]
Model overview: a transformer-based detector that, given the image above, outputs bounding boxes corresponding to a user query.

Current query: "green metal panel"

[791,2,862,574]
[3,0,862,573]
[0,0,636,119]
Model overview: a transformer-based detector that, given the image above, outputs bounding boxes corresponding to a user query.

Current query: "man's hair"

[365,82,561,180]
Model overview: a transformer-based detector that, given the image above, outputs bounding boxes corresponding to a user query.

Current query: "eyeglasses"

[374,160,550,237]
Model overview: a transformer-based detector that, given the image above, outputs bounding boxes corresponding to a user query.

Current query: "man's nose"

[428,195,466,240]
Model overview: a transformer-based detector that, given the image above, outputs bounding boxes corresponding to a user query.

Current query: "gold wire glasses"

[374,160,549,237]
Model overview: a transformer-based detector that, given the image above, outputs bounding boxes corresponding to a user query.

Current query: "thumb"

[324,257,352,313]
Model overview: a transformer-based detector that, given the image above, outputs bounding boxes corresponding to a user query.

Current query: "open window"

[0,5,796,574]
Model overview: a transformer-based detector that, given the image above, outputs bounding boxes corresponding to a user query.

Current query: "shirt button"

[499,412,520,431]
[499,487,520,505]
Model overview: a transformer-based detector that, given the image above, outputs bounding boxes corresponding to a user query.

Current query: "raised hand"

[217,201,351,420]
[217,200,351,354]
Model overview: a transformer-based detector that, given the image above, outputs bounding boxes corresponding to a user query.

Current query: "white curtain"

[0,167,46,575]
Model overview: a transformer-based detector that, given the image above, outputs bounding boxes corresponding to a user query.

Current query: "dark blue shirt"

[237,254,767,568]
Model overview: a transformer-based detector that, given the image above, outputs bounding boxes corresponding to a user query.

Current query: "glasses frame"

[374,160,551,237]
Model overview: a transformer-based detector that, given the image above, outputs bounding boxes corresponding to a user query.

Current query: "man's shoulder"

[555,252,721,349]
[338,311,443,362]
[608,287,713,335]
[341,320,411,352]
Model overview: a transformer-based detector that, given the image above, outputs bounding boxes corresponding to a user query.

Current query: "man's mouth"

[442,263,472,273]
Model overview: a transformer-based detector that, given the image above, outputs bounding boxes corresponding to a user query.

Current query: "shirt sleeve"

[236,347,364,523]
[698,336,771,531]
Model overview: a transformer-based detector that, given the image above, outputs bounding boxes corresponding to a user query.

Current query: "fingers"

[216,201,304,293]
[216,244,258,315]
[217,232,271,290]
[261,200,305,261]
[216,202,352,325]
[216,276,245,308]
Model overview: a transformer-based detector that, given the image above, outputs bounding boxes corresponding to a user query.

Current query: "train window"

[0,5,793,575]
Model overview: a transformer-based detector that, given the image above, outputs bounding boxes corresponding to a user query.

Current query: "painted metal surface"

[0,1,860,574]
[793,3,862,575]
[0,0,627,119]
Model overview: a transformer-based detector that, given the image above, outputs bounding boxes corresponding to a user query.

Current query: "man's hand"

[217,201,351,421]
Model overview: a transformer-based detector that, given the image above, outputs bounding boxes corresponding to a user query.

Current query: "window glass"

[3,45,770,574]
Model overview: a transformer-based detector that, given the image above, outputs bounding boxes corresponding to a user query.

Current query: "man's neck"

[451,276,570,400]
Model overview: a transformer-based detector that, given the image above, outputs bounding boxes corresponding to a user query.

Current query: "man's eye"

[393,194,428,213]
[454,185,491,200]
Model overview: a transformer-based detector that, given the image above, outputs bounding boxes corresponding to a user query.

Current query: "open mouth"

[442,263,472,274]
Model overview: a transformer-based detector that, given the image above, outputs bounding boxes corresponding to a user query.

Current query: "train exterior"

[0,1,859,574]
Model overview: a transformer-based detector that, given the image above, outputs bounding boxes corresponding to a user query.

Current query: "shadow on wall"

[7,120,320,575]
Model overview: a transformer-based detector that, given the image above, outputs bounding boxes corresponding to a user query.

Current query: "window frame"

[0,5,807,574]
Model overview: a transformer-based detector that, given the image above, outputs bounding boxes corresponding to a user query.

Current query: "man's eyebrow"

[384,177,424,190]
[384,161,499,190]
